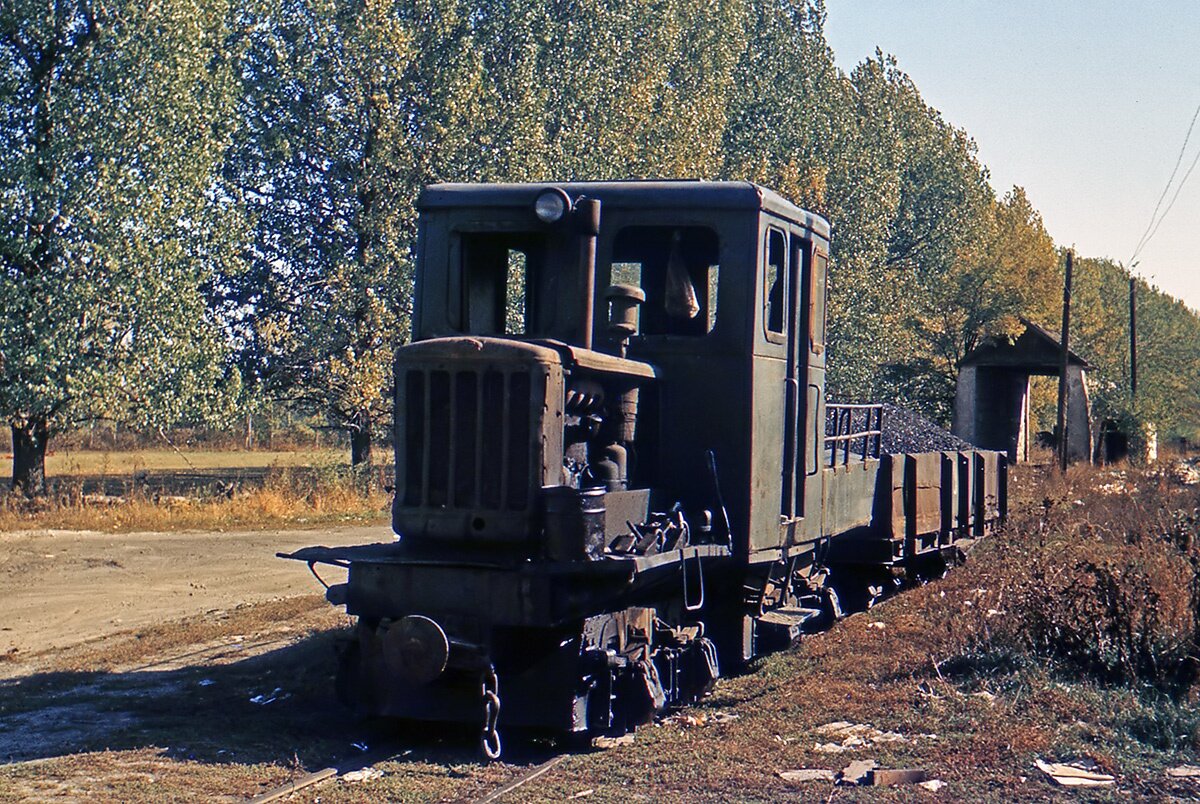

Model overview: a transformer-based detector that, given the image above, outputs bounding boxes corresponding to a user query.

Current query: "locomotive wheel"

[913,554,950,584]
[830,579,869,614]
[832,574,896,614]
[559,730,599,752]
[864,583,885,610]
[706,612,756,674]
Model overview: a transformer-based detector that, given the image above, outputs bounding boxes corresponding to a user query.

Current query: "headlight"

[534,187,572,223]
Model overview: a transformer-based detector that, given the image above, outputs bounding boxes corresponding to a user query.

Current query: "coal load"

[879,404,972,454]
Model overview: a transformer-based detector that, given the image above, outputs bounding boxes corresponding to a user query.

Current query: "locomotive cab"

[401,182,832,561]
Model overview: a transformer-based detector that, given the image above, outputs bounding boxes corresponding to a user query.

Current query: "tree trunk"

[350,411,372,467]
[12,419,50,497]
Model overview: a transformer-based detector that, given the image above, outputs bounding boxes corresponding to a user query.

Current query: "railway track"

[237,549,969,803]
[245,744,567,803]
[236,577,939,803]
[247,743,408,803]
[473,755,568,804]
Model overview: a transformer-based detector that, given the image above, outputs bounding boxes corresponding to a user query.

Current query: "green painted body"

[282,181,1007,739]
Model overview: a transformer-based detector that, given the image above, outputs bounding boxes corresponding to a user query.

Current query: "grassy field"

[0,449,392,532]
[38,448,378,476]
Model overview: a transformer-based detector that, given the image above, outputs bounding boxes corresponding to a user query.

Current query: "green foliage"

[7,0,1200,468]
[222,0,420,459]
[1070,254,1200,441]
[224,0,542,460]
[0,0,242,487]
[221,0,751,459]
[1131,287,1200,440]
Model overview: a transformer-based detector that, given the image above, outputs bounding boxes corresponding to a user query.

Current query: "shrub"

[952,464,1200,690]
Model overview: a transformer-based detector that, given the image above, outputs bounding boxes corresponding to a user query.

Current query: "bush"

[953,465,1200,690]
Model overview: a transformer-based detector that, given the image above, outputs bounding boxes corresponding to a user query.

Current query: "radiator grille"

[402,367,536,512]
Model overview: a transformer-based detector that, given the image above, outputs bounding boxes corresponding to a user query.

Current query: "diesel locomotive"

[282,181,1007,757]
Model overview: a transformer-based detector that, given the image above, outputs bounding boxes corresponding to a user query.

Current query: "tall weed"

[0,463,390,532]
[952,464,1200,690]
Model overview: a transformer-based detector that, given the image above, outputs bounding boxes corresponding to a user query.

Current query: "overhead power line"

[1130,100,1200,266]
[1139,146,1200,259]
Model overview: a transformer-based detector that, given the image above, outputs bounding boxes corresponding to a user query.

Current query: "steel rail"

[246,743,405,804]
[243,532,976,804]
[473,755,568,804]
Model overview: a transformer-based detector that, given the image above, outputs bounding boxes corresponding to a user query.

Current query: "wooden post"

[1129,277,1138,400]
[1056,251,1073,472]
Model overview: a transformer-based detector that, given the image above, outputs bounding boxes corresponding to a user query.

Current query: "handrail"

[824,402,880,410]
[824,403,884,467]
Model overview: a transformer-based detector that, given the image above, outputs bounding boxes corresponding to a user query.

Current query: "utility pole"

[1056,250,1073,472]
[1129,277,1138,400]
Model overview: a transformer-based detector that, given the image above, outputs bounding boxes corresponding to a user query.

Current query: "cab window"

[609,226,719,337]
[458,232,545,335]
[764,228,787,342]
[811,252,828,353]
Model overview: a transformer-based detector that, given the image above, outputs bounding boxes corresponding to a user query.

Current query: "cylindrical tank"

[542,486,607,561]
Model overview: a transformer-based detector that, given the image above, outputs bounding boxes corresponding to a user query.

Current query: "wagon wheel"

[830,577,879,614]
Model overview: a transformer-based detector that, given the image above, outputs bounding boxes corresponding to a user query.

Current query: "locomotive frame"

[282,181,1006,757]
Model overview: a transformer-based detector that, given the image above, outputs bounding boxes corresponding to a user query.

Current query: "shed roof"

[960,318,1091,370]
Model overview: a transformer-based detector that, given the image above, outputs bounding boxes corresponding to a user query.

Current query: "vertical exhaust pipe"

[577,198,601,351]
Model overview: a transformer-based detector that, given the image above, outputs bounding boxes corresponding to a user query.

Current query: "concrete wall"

[953,366,1027,461]
[1064,366,1091,463]
[953,364,1091,464]
[952,365,978,445]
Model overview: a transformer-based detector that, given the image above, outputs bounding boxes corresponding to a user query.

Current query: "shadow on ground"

[0,631,396,769]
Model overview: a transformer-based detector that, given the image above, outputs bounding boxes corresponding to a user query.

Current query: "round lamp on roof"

[534,187,573,224]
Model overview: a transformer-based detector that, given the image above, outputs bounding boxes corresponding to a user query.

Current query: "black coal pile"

[880,403,972,454]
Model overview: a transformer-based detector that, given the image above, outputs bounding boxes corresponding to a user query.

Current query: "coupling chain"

[480,664,502,760]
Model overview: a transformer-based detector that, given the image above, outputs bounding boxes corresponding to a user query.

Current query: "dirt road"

[0,524,385,660]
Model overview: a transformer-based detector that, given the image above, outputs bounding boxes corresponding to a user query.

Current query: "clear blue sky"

[824,0,1200,310]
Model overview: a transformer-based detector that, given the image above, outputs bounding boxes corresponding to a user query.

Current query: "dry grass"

[0,465,391,532]
[40,448,358,476]
[0,595,522,803]
[21,595,341,676]
[947,462,1200,689]
[0,597,365,802]
[478,463,1200,801]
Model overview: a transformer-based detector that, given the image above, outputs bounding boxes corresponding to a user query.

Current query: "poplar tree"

[223,0,501,466]
[0,0,240,495]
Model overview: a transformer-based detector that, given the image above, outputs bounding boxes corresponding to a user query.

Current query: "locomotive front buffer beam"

[280,543,732,740]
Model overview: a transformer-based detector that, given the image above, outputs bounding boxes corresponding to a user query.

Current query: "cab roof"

[418,180,830,238]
